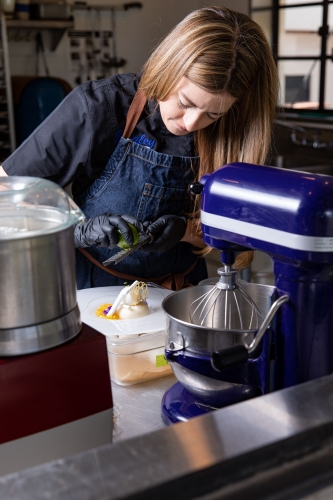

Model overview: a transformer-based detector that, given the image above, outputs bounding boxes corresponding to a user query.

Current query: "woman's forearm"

[0,166,8,176]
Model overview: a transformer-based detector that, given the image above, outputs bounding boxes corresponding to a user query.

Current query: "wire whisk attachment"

[189,267,264,330]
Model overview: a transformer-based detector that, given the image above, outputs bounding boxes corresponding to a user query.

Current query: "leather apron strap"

[79,248,197,291]
[122,88,147,139]
[78,87,199,291]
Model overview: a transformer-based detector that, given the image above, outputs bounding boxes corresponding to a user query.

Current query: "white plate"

[77,286,173,337]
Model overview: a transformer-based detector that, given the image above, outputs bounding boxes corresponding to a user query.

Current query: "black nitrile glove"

[74,213,144,249]
[140,215,187,253]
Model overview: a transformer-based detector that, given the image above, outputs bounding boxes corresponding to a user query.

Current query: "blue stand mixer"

[161,162,333,424]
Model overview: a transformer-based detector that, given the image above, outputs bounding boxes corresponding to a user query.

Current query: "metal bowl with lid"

[0,177,85,356]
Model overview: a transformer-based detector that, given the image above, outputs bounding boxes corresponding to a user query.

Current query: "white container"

[1,0,15,17]
[106,331,172,386]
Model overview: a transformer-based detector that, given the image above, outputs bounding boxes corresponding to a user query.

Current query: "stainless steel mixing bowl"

[162,281,277,354]
[162,281,278,405]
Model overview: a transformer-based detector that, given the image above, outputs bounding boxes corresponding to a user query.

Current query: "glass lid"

[0,177,84,239]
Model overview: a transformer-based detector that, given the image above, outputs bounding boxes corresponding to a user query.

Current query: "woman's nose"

[183,110,202,132]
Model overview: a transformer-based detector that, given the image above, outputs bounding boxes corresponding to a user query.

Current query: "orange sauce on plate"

[95,303,120,320]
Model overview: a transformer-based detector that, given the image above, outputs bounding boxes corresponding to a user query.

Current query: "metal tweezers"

[102,233,153,266]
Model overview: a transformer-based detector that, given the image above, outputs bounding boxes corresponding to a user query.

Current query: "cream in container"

[106,331,171,386]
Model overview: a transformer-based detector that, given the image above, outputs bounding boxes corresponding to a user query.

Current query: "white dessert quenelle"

[107,281,150,320]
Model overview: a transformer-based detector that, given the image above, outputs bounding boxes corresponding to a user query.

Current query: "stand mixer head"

[198,162,333,388]
[161,162,333,424]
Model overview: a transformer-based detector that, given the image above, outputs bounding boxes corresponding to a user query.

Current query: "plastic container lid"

[0,177,84,239]
[106,331,166,355]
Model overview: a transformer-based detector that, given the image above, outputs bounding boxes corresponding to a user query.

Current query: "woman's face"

[159,77,236,136]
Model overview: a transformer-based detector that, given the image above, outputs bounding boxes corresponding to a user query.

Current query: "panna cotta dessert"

[117,301,150,319]
[95,281,149,320]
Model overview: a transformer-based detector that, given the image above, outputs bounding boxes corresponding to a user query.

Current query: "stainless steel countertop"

[111,374,177,442]
[3,374,333,499]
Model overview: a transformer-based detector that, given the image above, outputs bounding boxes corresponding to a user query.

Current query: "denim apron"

[74,91,207,290]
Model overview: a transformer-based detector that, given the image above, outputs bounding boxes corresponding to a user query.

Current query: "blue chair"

[16,77,70,145]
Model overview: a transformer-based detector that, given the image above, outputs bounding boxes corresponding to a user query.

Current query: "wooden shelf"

[6,19,74,29]
[6,19,74,50]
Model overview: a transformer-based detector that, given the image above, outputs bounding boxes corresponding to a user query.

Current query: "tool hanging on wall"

[68,30,112,84]
[69,2,142,84]
[69,37,84,85]
[35,32,50,77]
[105,6,127,73]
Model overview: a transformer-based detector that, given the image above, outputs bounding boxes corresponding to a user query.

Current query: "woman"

[0,6,278,290]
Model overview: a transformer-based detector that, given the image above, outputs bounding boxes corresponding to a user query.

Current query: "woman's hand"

[74,214,144,249]
[140,215,187,253]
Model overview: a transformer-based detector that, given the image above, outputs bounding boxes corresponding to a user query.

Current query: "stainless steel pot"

[0,177,84,356]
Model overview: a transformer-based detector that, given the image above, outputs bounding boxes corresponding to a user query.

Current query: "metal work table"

[2,374,333,499]
[111,374,177,442]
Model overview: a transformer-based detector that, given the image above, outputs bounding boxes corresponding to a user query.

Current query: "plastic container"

[106,331,172,386]
[1,0,15,18]
[30,0,71,20]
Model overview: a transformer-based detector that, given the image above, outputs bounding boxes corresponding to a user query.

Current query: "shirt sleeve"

[2,85,94,188]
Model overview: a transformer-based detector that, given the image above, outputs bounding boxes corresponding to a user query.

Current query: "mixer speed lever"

[211,345,249,371]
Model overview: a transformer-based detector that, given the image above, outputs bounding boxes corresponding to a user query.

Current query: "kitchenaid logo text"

[115,130,155,149]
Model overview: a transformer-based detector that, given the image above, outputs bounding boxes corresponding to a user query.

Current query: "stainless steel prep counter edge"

[2,375,333,499]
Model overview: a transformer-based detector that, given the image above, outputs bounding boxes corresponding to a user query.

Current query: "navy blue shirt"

[3,74,195,197]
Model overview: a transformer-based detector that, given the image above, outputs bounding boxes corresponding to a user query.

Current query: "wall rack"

[6,19,74,50]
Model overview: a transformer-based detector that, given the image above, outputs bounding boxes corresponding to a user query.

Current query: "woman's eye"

[177,98,189,110]
[177,98,220,121]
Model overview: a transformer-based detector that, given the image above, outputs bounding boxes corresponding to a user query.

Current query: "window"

[285,75,310,103]
[251,0,333,113]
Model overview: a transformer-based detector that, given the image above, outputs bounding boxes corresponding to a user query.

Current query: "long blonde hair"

[140,6,278,267]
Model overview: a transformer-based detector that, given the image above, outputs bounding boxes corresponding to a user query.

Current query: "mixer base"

[161,382,217,424]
